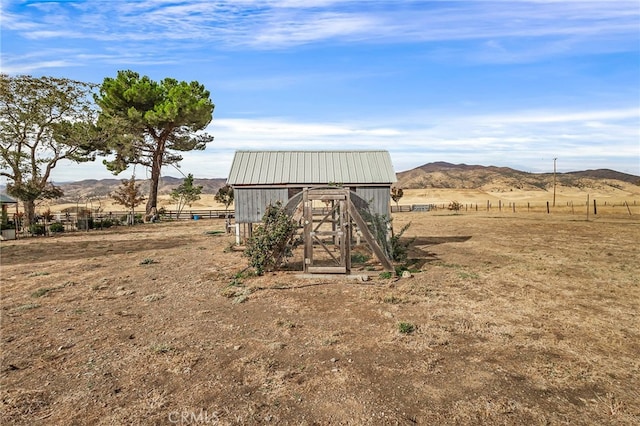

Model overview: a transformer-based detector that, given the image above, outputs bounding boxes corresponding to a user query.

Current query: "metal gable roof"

[227,151,397,185]
[0,193,18,204]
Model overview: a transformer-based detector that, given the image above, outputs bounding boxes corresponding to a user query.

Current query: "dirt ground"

[1,210,639,425]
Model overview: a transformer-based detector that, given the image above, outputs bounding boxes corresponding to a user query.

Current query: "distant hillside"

[396,162,640,192]
[2,164,638,202]
[53,176,227,203]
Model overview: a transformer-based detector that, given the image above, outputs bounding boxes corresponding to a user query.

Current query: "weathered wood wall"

[235,188,288,223]
[352,187,392,218]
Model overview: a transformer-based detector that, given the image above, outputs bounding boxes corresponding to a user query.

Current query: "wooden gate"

[302,188,351,274]
[301,187,393,274]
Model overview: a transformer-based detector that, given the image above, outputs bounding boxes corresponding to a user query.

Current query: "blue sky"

[1,0,639,183]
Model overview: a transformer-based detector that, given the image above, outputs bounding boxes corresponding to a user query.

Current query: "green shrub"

[0,210,15,230]
[49,222,64,233]
[351,252,370,264]
[95,219,114,229]
[398,322,416,334]
[119,214,143,225]
[363,212,414,263]
[29,224,46,235]
[0,222,15,230]
[389,222,414,263]
[244,202,300,275]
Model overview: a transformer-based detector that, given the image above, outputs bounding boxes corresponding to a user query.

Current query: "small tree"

[111,176,145,225]
[448,200,463,213]
[170,173,202,219]
[214,184,234,217]
[244,202,300,275]
[391,187,404,209]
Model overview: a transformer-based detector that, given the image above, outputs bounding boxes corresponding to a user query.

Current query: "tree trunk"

[146,154,162,216]
[23,200,36,230]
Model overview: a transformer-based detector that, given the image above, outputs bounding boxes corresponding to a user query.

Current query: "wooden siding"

[354,187,392,218]
[235,188,288,223]
[235,185,391,223]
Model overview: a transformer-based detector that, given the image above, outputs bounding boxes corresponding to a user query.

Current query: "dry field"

[1,206,639,424]
[36,182,640,219]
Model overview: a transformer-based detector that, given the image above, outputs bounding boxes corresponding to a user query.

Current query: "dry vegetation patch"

[1,213,639,424]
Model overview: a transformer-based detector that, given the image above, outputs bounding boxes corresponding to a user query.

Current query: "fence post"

[593,199,597,215]
[546,201,550,214]
[587,194,590,220]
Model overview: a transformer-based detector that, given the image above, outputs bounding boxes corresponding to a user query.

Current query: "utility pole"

[553,157,557,207]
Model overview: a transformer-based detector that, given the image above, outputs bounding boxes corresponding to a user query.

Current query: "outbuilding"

[0,193,19,240]
[227,150,397,241]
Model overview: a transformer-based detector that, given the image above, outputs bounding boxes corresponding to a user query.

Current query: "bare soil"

[1,211,639,425]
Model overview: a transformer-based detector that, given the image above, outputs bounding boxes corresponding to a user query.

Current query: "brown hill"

[6,164,636,204]
[396,162,640,192]
[53,176,227,203]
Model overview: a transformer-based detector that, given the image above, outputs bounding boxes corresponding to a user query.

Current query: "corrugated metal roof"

[0,193,18,203]
[227,151,397,185]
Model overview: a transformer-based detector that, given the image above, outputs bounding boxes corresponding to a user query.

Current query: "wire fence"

[2,197,638,241]
[392,199,639,217]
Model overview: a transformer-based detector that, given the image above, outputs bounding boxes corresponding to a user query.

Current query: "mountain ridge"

[2,163,638,202]
[396,162,639,192]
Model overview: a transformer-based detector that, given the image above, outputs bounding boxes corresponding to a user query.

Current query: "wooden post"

[487,200,490,211]
[512,203,515,213]
[625,201,632,216]
[546,201,550,214]
[553,157,557,207]
[303,190,313,273]
[593,199,597,215]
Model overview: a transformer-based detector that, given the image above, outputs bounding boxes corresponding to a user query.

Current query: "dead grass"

[1,209,639,424]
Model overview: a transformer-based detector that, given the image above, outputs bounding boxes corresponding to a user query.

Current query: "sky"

[1,0,639,183]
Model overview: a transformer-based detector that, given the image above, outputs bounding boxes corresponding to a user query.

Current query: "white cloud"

[36,104,638,184]
[195,107,639,176]
[3,0,638,80]
[6,0,639,50]
[0,60,76,74]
